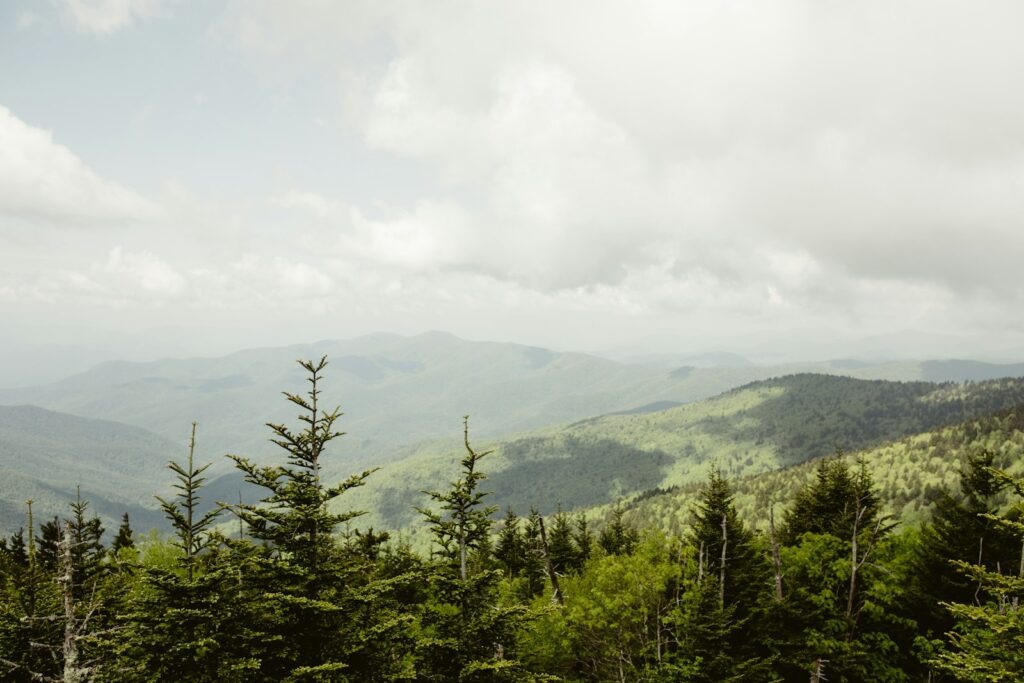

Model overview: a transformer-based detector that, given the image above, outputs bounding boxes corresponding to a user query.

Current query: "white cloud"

[0,106,159,225]
[223,3,1024,290]
[62,0,165,34]
[102,246,186,296]
[6,1,1024,361]
[268,190,345,220]
[16,11,39,29]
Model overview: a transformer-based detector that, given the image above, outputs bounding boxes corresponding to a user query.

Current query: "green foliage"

[415,417,541,681]
[4,356,1024,681]
[931,468,1024,682]
[597,501,639,556]
[230,357,376,571]
[780,454,882,543]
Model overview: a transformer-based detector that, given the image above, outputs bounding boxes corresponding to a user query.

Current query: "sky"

[3,0,1024,385]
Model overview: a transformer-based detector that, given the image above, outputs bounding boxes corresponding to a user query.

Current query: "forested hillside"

[5,333,1023,472]
[343,373,1024,531]
[0,406,179,534]
[2,357,1023,682]
[625,403,1024,535]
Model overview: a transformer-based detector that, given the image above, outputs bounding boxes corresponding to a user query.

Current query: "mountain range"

[3,332,1024,537]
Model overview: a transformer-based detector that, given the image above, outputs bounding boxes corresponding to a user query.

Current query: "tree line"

[1,357,1022,682]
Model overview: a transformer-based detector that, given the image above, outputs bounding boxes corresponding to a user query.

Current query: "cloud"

[5,2,1024,360]
[62,0,165,34]
[16,11,39,29]
[268,190,345,220]
[0,106,159,225]
[102,246,186,297]
[221,0,1024,306]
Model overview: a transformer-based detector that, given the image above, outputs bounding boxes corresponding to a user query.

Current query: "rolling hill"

[338,374,1024,533]
[0,405,192,536]
[621,403,1024,538]
[5,333,1024,480]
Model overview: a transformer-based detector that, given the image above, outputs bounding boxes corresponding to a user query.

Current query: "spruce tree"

[678,467,769,679]
[111,513,135,555]
[546,506,577,575]
[109,422,249,683]
[780,453,881,544]
[227,357,412,681]
[931,466,1024,681]
[597,501,638,556]
[911,450,1018,640]
[416,416,541,682]
[495,507,525,580]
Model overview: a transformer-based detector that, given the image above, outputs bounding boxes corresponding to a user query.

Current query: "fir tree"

[495,507,525,580]
[227,357,412,681]
[109,423,246,683]
[910,450,1018,642]
[547,506,577,575]
[932,466,1024,681]
[111,513,134,555]
[597,501,638,556]
[780,453,881,544]
[681,468,769,679]
[416,416,542,682]
[572,513,593,568]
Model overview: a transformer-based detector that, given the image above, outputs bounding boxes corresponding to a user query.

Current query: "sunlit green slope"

[341,374,1024,531]
[622,403,1024,536]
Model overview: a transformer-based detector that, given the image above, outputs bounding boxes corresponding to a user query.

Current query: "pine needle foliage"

[155,422,221,581]
[229,356,376,572]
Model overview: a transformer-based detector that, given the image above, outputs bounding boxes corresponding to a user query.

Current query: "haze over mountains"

[3,332,1024,536]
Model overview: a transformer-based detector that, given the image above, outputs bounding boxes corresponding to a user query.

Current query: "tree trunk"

[719,513,728,608]
[769,504,784,602]
[810,657,827,682]
[537,516,563,605]
[59,522,86,683]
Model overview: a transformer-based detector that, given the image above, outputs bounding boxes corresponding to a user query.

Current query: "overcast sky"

[3,0,1024,383]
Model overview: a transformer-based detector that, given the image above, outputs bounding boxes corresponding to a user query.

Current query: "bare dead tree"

[537,516,564,605]
[846,495,885,628]
[719,513,728,608]
[769,504,784,602]
[810,657,828,682]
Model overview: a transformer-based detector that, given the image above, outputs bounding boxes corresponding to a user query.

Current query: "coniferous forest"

[2,358,1023,682]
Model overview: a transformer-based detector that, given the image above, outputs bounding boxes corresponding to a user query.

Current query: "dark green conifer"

[597,501,638,556]
[495,507,525,580]
[416,417,542,682]
[111,513,134,554]
[227,357,412,681]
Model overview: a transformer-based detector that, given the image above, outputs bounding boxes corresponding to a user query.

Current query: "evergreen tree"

[66,488,106,597]
[780,453,881,544]
[495,507,525,580]
[933,467,1024,681]
[108,423,248,683]
[547,506,577,575]
[677,467,769,679]
[572,513,593,567]
[111,513,135,554]
[228,357,412,681]
[910,450,1018,641]
[0,505,60,682]
[520,510,549,599]
[416,416,541,682]
[597,501,638,556]
[35,516,61,571]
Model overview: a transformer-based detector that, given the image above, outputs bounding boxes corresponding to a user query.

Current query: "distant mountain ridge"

[5,333,1024,476]
[4,334,1024,537]
[0,405,181,535]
